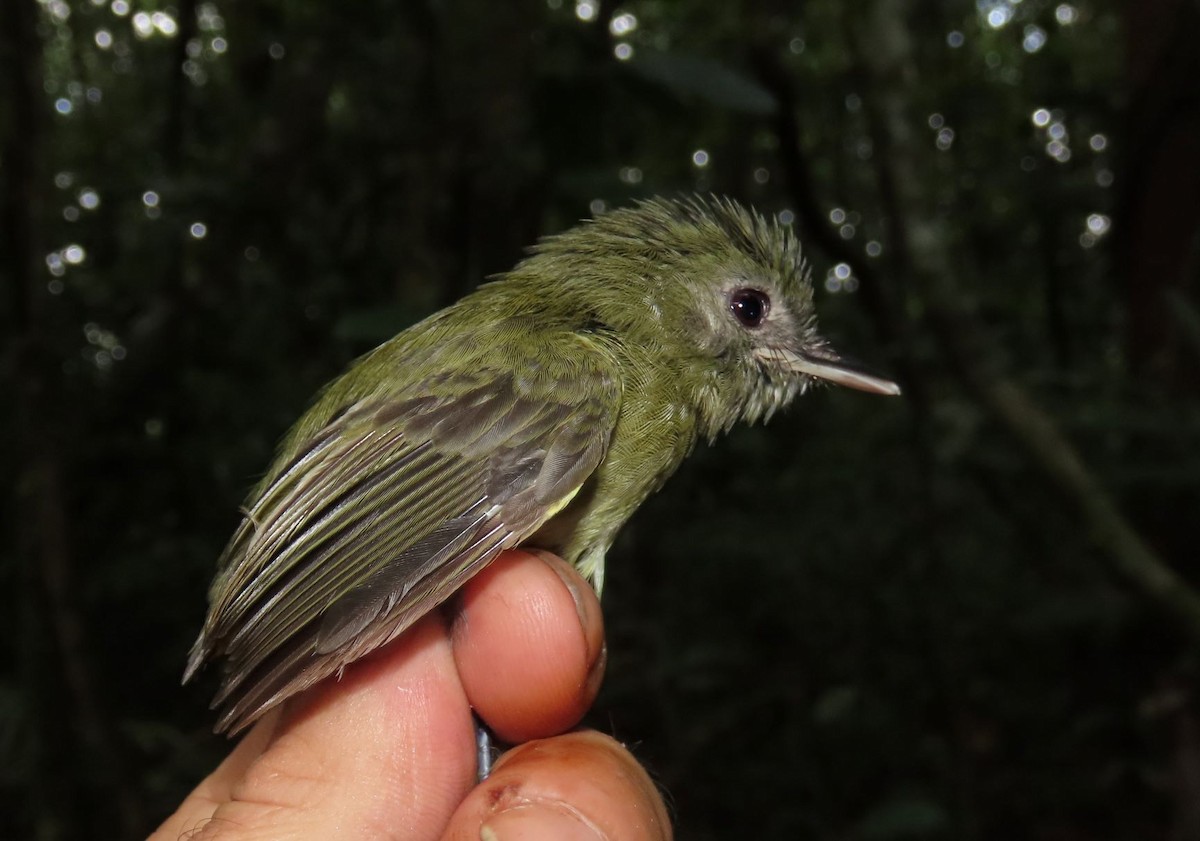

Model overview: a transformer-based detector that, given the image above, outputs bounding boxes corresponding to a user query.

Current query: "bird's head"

[520,196,900,437]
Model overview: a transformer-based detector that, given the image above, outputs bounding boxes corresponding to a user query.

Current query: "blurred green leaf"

[626,52,778,115]
[856,794,950,839]
[813,684,860,725]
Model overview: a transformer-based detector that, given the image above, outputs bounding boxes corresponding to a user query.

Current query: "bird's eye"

[729,288,770,328]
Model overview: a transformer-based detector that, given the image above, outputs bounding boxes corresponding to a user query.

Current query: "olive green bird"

[184,196,900,735]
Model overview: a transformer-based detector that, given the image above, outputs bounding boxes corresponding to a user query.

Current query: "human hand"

[153,549,671,840]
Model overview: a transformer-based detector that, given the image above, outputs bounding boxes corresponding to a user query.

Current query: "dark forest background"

[3,0,1199,838]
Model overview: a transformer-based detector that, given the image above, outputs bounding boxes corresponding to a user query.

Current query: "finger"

[149,711,280,840]
[441,730,673,841]
[451,550,606,743]
[164,616,477,841]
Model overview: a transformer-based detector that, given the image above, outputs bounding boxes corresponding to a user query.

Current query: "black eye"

[730,288,769,328]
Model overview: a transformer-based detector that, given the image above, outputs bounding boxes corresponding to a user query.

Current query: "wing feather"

[186,330,621,734]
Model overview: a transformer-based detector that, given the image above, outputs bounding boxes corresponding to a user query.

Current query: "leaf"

[626,52,778,115]
[856,793,950,839]
[812,684,860,724]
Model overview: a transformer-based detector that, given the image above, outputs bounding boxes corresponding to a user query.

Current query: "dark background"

[3,0,1199,838]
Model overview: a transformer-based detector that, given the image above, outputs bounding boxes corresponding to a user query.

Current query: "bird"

[184,195,900,735]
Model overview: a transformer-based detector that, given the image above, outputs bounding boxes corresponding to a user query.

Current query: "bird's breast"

[527,388,698,585]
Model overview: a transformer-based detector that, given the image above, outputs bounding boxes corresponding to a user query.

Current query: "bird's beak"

[758,347,902,396]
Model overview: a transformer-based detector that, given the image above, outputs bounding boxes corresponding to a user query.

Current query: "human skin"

[153,550,672,841]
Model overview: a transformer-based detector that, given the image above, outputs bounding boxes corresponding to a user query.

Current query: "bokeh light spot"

[132,12,153,38]
[1023,25,1047,53]
[609,12,637,36]
[575,0,597,22]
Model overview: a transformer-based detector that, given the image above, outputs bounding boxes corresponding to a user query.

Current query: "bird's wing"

[186,330,621,734]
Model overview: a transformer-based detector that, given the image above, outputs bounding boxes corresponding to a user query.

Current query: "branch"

[850,1,1200,641]
[759,2,1200,642]
[933,303,1200,640]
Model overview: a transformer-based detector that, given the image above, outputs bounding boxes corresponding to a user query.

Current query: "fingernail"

[585,641,608,697]
[535,550,591,633]
[531,549,605,695]
[481,804,605,841]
